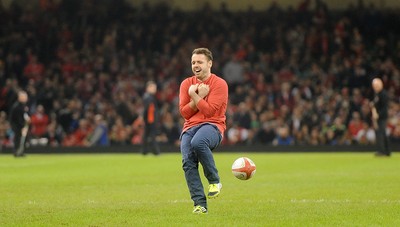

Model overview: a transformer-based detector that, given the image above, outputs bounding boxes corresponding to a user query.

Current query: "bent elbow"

[203,110,216,118]
[179,109,191,120]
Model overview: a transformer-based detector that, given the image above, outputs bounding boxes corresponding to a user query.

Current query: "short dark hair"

[192,48,213,61]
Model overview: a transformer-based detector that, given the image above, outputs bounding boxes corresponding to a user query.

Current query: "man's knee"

[190,137,208,150]
[182,158,198,171]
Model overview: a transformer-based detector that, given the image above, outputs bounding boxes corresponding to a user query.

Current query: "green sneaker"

[193,205,208,214]
[207,183,222,199]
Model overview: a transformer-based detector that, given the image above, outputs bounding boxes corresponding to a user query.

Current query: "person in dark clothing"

[371,78,390,157]
[9,90,30,157]
[141,81,160,155]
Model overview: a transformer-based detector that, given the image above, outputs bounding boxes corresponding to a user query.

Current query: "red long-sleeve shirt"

[179,74,228,135]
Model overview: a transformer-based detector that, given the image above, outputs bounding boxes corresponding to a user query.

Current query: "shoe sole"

[193,211,208,214]
[193,206,208,214]
[207,192,220,199]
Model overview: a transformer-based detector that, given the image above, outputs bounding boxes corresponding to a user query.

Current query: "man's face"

[147,84,157,94]
[19,93,28,103]
[372,79,383,93]
[191,54,212,80]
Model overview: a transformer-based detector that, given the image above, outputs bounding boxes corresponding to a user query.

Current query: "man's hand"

[21,126,29,136]
[24,113,31,124]
[372,107,379,120]
[188,84,199,96]
[188,83,209,111]
[369,101,375,108]
[197,83,210,98]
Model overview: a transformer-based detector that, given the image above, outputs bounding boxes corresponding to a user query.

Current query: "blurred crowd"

[0,0,400,149]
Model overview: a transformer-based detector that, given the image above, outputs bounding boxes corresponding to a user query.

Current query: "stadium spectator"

[23,55,45,84]
[309,126,325,145]
[42,122,63,147]
[232,102,252,130]
[294,124,311,145]
[227,123,249,145]
[158,112,181,146]
[255,119,276,145]
[348,111,364,143]
[62,119,92,147]
[273,125,294,146]
[57,100,75,134]
[0,79,18,112]
[85,114,109,147]
[330,117,349,145]
[0,111,12,148]
[324,128,339,145]
[355,122,376,145]
[110,116,131,145]
[222,55,244,88]
[30,104,49,138]
[36,78,58,112]
[391,120,400,143]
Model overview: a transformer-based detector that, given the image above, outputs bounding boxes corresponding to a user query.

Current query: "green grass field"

[1,152,399,226]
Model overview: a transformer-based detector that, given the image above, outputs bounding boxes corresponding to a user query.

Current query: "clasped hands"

[188,83,210,99]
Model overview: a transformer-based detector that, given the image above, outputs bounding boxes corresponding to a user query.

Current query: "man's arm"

[179,80,198,120]
[16,106,27,128]
[196,79,228,118]
[371,107,378,129]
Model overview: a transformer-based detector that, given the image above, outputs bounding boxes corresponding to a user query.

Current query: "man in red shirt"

[179,48,228,214]
[30,105,49,138]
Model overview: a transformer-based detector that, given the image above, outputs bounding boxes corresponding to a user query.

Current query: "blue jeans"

[180,123,222,208]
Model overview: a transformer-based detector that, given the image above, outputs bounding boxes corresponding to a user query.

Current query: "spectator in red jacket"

[63,119,93,146]
[348,111,364,143]
[30,105,49,138]
[23,55,44,83]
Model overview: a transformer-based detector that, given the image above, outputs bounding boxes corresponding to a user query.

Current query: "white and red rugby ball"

[231,157,256,180]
